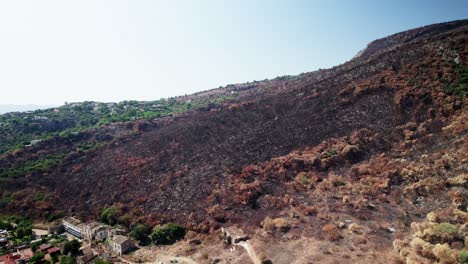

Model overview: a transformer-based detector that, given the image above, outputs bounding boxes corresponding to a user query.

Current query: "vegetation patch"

[0,154,65,178]
[150,223,186,245]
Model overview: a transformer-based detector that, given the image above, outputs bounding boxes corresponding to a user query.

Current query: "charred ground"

[0,20,467,263]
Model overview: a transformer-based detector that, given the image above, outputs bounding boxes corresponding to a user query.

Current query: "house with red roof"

[16,248,33,264]
[0,253,20,264]
[38,243,52,252]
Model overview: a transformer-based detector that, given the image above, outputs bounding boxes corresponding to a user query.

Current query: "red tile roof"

[18,248,34,258]
[47,247,60,254]
[0,253,20,264]
[39,243,52,251]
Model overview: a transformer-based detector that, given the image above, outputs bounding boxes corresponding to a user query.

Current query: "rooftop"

[63,216,82,226]
[112,235,132,245]
[17,248,33,258]
[47,247,60,254]
[39,243,52,251]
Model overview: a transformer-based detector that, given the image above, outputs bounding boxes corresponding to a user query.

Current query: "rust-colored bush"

[322,223,342,241]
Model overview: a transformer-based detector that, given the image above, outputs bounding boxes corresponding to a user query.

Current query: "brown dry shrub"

[263,216,291,233]
[322,223,342,241]
[432,243,456,264]
[297,205,317,216]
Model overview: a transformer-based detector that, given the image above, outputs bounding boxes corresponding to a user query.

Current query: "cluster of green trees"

[0,94,238,155]
[128,223,185,246]
[99,207,186,246]
[0,216,33,245]
[63,239,81,255]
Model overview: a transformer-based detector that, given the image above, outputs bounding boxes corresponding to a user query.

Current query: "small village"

[0,216,138,264]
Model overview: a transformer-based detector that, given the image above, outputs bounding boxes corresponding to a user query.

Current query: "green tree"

[150,223,185,245]
[100,207,117,226]
[129,224,151,245]
[30,252,45,263]
[15,219,32,239]
[63,240,80,256]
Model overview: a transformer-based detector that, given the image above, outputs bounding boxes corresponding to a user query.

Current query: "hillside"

[1,20,467,263]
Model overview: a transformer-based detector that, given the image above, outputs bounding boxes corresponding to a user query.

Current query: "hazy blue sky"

[0,1,466,105]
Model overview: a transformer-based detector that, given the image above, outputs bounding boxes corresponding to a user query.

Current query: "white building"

[63,217,85,238]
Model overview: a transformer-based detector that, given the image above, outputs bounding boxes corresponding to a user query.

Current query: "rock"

[342,195,350,205]
[348,223,360,233]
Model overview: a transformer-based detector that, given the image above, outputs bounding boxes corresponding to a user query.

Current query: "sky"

[0,1,466,105]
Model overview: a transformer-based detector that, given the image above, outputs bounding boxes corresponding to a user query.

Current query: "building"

[16,247,33,263]
[221,227,249,244]
[76,253,96,264]
[0,230,8,244]
[108,235,135,256]
[76,247,97,264]
[83,222,108,242]
[108,227,126,237]
[0,254,20,264]
[63,217,85,238]
[44,247,60,262]
[47,247,60,256]
[47,220,64,235]
[38,243,52,252]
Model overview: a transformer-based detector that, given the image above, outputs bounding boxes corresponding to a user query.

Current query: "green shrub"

[433,223,458,236]
[299,175,310,185]
[459,250,468,264]
[30,252,44,263]
[150,223,186,245]
[129,224,151,245]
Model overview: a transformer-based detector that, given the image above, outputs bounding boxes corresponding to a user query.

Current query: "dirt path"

[237,241,261,264]
[123,254,198,264]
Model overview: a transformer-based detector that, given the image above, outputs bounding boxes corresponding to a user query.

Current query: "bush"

[322,223,342,241]
[433,223,458,236]
[129,224,151,245]
[263,217,290,232]
[0,220,12,230]
[459,250,468,264]
[30,252,44,263]
[432,243,456,263]
[150,223,186,245]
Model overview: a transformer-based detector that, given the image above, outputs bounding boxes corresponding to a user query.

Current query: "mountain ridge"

[0,20,467,263]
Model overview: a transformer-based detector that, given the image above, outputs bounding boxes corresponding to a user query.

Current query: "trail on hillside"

[238,241,261,264]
